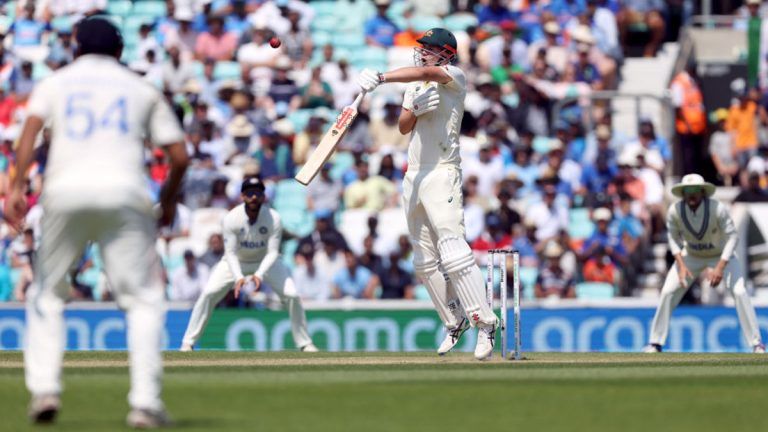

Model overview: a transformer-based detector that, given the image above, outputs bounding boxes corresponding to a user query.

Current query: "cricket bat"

[294,92,366,186]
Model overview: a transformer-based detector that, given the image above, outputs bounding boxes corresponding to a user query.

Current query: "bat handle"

[350,91,366,110]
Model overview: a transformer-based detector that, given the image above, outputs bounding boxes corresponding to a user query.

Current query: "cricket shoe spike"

[300,343,319,353]
[753,344,766,354]
[474,323,497,360]
[126,408,173,429]
[28,394,60,424]
[437,317,470,355]
[642,344,662,353]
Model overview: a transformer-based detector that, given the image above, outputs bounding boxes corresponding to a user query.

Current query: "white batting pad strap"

[438,236,497,327]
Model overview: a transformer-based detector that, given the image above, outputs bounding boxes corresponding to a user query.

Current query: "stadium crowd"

[0,0,759,307]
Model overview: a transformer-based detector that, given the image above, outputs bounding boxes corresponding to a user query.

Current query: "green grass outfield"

[1,352,767,431]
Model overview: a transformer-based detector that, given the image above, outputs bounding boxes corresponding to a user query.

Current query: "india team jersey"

[667,198,737,260]
[222,204,282,280]
[405,64,467,170]
[26,54,184,211]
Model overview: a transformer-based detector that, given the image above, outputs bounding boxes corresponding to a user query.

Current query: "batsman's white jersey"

[25,54,184,411]
[181,204,313,349]
[402,64,497,333]
[648,199,762,348]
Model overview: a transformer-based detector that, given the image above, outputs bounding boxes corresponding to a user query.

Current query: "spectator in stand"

[734,168,768,203]
[299,211,348,252]
[149,148,170,185]
[9,3,50,58]
[580,207,628,267]
[252,128,294,181]
[12,61,35,100]
[377,152,404,183]
[582,0,621,61]
[359,235,385,276]
[463,136,505,198]
[709,109,739,186]
[265,56,301,118]
[745,0,765,88]
[369,97,409,154]
[282,8,313,68]
[343,160,397,211]
[513,217,542,268]
[11,228,35,301]
[164,8,197,58]
[571,34,604,90]
[670,63,707,174]
[528,20,567,73]
[45,28,75,70]
[299,67,334,109]
[195,16,238,61]
[471,213,513,259]
[477,0,515,25]
[541,139,582,198]
[207,177,235,209]
[137,23,160,62]
[527,183,569,243]
[199,233,225,268]
[506,145,541,198]
[169,250,209,302]
[481,20,529,70]
[616,0,666,57]
[580,151,617,205]
[327,59,359,110]
[224,115,259,164]
[162,46,197,94]
[379,252,415,299]
[333,249,379,299]
[293,242,333,301]
[535,241,575,299]
[307,163,343,215]
[365,0,400,47]
[727,87,760,169]
[582,246,617,285]
[611,193,644,258]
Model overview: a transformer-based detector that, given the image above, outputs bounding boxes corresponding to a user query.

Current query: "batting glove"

[357,68,382,92]
[403,86,440,117]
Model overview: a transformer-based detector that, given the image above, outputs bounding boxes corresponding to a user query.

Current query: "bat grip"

[350,91,366,110]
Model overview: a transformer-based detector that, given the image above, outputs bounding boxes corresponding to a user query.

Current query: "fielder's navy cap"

[241,177,265,193]
[76,16,124,56]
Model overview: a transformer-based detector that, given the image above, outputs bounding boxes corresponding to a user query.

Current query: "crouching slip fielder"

[181,178,317,352]
[357,28,498,360]
[644,174,764,353]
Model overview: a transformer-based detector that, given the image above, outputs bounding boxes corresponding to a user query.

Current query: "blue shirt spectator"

[11,18,50,47]
[365,0,399,47]
[333,250,377,298]
[581,153,617,193]
[477,0,516,25]
[253,133,294,181]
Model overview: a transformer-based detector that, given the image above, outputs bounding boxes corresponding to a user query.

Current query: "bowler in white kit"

[644,174,764,353]
[357,28,498,360]
[7,17,189,428]
[180,177,317,352]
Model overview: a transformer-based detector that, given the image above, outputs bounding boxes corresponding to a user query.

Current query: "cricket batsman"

[644,174,765,353]
[356,28,499,360]
[7,17,189,427]
[180,177,318,353]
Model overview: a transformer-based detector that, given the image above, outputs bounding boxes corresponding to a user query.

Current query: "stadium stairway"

[612,42,680,140]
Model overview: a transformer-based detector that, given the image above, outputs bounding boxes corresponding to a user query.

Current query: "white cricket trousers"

[181,260,312,349]
[25,205,166,411]
[648,254,762,347]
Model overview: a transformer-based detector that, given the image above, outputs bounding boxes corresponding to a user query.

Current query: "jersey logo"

[240,240,266,249]
[448,196,453,203]
[424,30,433,37]
[689,242,715,251]
[259,227,268,234]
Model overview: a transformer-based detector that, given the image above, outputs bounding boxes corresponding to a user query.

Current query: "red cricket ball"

[269,37,281,48]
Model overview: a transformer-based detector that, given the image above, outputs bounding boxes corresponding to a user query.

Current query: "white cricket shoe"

[126,408,173,429]
[437,318,470,355]
[642,344,662,353]
[474,323,497,360]
[753,344,765,354]
[179,343,194,352]
[300,343,319,352]
[28,394,60,424]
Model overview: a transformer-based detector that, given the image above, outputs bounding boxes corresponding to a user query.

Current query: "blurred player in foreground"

[357,28,499,360]
[644,174,765,353]
[180,178,317,353]
[6,17,189,427]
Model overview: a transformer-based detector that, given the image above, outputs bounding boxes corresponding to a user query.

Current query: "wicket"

[486,249,521,360]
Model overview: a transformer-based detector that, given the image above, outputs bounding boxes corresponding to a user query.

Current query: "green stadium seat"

[332,33,366,50]
[568,208,595,240]
[443,13,478,32]
[312,31,331,47]
[413,284,431,300]
[123,15,155,35]
[519,266,538,300]
[310,1,337,17]
[0,16,13,34]
[132,1,167,18]
[4,1,16,19]
[107,0,133,16]
[575,282,615,299]
[273,180,308,210]
[213,61,242,81]
[411,15,443,32]
[287,109,315,133]
[51,16,74,32]
[281,239,299,270]
[330,151,355,181]
[311,15,338,32]
[32,62,52,81]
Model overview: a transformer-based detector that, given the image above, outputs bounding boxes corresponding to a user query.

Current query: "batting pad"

[438,236,498,327]
[414,257,463,328]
